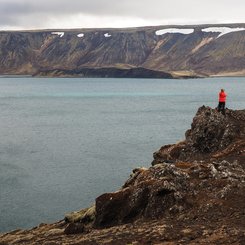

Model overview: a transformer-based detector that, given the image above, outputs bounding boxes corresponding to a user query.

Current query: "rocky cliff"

[0,106,245,244]
[0,23,245,78]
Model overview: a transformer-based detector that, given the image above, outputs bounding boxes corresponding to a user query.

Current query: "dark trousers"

[218,102,225,114]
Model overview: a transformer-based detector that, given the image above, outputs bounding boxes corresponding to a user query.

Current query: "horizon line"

[1,22,245,32]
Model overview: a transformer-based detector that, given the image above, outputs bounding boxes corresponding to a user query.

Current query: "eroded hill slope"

[0,24,245,77]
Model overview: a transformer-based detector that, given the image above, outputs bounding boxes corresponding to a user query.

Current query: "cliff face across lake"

[1,23,245,78]
[1,106,245,244]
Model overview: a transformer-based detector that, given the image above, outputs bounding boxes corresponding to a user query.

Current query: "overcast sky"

[0,0,245,30]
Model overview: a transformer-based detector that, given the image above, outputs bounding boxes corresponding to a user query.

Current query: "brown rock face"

[186,106,245,153]
[0,106,245,244]
[94,165,190,228]
[0,24,245,77]
[152,106,245,164]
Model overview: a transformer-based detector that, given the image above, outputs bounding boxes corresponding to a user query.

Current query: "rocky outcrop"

[0,23,245,77]
[34,67,174,78]
[152,106,245,164]
[0,106,245,244]
[94,164,190,228]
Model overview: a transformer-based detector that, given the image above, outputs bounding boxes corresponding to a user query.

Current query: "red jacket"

[219,92,227,102]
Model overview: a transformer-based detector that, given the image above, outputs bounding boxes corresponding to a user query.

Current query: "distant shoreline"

[0,75,32,78]
[0,67,245,80]
[0,74,244,79]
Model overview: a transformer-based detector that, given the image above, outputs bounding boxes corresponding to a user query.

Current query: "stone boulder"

[94,164,191,228]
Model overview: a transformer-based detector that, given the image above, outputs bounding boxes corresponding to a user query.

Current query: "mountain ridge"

[0,23,245,78]
[3,22,245,32]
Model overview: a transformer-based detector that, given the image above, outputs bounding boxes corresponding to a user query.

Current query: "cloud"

[0,0,244,30]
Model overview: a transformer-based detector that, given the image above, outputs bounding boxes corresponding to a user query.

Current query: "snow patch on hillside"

[77,33,84,38]
[51,32,64,38]
[155,28,194,35]
[104,33,111,37]
[202,27,245,38]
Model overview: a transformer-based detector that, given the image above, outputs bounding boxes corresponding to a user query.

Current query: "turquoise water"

[0,77,244,232]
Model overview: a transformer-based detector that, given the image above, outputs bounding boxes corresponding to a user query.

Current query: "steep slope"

[0,106,245,244]
[0,24,245,77]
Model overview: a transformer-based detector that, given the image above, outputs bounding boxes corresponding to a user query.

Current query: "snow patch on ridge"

[104,33,111,37]
[51,32,64,38]
[155,28,194,35]
[77,33,84,38]
[202,27,245,38]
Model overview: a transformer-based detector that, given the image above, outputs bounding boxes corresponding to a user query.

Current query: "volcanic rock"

[152,106,245,164]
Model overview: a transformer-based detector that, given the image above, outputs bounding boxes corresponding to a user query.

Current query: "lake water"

[0,77,244,232]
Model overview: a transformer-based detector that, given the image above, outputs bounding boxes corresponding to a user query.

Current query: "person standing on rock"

[217,89,227,114]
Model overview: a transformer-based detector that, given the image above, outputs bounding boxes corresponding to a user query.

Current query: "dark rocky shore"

[0,106,245,244]
[34,67,175,79]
